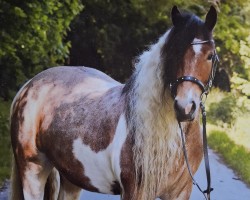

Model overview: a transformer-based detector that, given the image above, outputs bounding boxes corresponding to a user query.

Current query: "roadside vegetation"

[208,130,250,185]
[206,89,250,185]
[0,100,11,185]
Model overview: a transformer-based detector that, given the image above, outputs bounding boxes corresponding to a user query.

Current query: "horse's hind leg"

[58,175,81,200]
[44,168,60,200]
[16,153,53,200]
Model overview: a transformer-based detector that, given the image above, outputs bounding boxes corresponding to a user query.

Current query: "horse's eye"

[207,54,213,61]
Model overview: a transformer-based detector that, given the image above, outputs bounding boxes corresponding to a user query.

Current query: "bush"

[207,93,239,125]
[0,100,11,186]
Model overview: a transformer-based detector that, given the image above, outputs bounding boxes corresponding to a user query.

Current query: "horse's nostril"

[174,100,196,121]
[174,100,182,114]
[190,101,196,115]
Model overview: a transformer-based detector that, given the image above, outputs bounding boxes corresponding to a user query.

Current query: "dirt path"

[1,149,250,200]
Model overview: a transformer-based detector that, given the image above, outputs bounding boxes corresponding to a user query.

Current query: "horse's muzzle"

[174,99,196,122]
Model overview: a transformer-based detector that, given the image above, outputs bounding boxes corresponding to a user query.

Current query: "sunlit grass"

[208,130,250,185]
[207,89,250,151]
[229,115,250,150]
[206,89,250,186]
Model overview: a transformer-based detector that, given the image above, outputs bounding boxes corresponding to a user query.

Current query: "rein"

[178,101,213,200]
[171,39,219,200]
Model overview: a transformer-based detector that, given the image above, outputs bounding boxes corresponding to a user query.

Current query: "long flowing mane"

[124,12,209,199]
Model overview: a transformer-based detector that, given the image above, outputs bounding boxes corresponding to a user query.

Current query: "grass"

[206,89,250,186]
[206,89,250,151]
[0,99,12,186]
[208,129,250,185]
[227,115,250,150]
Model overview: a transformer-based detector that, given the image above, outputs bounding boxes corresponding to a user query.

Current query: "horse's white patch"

[192,38,202,55]
[110,114,128,189]
[70,77,120,98]
[72,114,127,194]
[72,138,113,193]
[175,88,196,109]
[19,85,56,147]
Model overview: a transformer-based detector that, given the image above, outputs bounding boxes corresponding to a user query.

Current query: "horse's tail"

[9,156,24,200]
[44,168,60,200]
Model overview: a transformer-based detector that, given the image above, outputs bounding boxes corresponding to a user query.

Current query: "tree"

[68,0,170,81]
[0,0,82,100]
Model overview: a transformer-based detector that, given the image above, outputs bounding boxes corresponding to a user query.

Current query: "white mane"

[128,30,182,199]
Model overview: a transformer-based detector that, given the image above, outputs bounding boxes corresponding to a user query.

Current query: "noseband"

[172,40,219,200]
[170,39,219,98]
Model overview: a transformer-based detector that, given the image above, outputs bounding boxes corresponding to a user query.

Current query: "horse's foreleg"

[57,175,81,200]
[119,176,139,200]
[160,182,193,200]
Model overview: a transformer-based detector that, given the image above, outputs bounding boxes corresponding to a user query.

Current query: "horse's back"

[10,66,127,194]
[30,66,120,91]
[10,66,122,140]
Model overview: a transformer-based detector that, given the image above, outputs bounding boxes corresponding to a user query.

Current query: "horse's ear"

[205,6,217,31]
[171,6,182,27]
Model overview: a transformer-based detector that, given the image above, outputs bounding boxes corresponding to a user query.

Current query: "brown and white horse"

[10,6,217,200]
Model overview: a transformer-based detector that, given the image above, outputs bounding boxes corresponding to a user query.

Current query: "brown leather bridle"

[170,39,219,98]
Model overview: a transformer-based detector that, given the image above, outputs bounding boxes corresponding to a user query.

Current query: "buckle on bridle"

[201,92,208,104]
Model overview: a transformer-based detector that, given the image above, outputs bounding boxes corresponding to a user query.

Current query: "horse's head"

[162,6,218,122]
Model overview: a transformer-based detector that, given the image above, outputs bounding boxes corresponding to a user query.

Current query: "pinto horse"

[10,6,217,200]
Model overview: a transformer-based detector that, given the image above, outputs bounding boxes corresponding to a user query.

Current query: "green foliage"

[207,89,250,127]
[69,0,170,81]
[0,0,83,100]
[208,130,250,185]
[68,0,224,81]
[1,0,250,97]
[0,100,11,185]
[207,94,238,125]
[229,115,250,150]
[214,1,250,100]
